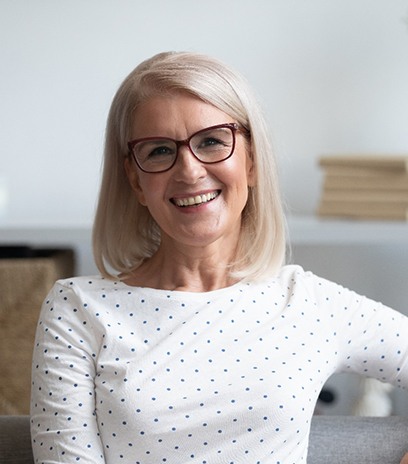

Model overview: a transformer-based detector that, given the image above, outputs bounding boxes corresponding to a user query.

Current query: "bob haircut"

[93,51,286,281]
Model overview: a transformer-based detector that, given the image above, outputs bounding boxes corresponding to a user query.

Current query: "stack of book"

[317,155,408,221]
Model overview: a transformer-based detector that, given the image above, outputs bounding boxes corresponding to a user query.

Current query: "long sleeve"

[299,270,408,389]
[31,281,105,463]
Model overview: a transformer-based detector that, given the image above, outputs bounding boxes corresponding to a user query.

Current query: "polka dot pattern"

[30,265,408,463]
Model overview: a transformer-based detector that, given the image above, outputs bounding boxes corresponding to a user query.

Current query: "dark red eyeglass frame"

[127,122,247,173]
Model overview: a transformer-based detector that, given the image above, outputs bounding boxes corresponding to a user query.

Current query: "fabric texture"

[308,416,408,464]
[30,265,408,463]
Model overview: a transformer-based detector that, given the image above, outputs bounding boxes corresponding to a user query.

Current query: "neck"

[124,241,239,292]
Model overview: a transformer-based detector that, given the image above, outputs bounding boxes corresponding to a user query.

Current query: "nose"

[172,144,207,182]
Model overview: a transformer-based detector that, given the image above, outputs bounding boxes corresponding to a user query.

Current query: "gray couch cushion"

[309,416,408,464]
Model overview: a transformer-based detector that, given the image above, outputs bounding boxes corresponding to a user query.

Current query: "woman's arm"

[304,270,408,390]
[31,281,105,463]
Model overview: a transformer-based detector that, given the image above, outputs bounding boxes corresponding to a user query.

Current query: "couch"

[1,415,407,463]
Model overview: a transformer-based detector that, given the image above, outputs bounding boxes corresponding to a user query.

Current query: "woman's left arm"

[340,298,408,390]
[307,271,408,390]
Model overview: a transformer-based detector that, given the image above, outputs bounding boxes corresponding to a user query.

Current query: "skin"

[401,453,408,464]
[124,92,255,292]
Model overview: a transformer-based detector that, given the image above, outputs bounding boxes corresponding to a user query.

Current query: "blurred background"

[1,0,408,225]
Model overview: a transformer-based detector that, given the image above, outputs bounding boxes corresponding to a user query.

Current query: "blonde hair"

[93,51,286,281]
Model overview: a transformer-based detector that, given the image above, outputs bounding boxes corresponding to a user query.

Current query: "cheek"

[135,176,165,210]
[229,140,255,188]
[225,153,254,192]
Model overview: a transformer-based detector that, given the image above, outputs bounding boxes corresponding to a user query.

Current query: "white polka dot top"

[31,265,408,464]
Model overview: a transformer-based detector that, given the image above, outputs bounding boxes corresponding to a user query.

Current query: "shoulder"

[47,275,125,299]
[270,264,317,288]
[41,275,129,317]
[241,264,322,301]
[38,276,132,331]
[268,264,350,302]
[275,264,310,280]
[54,274,119,290]
[274,264,345,289]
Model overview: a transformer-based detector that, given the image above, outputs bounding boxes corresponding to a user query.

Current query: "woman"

[31,51,408,463]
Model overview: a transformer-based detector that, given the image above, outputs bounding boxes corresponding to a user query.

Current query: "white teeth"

[174,191,219,207]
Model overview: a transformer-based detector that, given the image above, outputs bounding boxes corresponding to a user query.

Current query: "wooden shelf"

[287,215,408,245]
[0,216,407,275]
[1,217,408,249]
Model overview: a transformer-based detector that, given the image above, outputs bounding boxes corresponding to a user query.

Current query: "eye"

[193,129,232,152]
[148,145,174,158]
[200,137,226,148]
[137,140,176,162]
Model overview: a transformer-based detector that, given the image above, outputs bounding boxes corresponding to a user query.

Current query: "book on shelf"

[323,173,408,191]
[318,200,408,221]
[317,154,408,221]
[321,190,408,203]
[319,155,408,172]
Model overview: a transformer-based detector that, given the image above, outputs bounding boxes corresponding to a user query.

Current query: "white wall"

[1,0,408,225]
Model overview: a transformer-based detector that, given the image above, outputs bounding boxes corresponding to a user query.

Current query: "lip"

[170,190,221,208]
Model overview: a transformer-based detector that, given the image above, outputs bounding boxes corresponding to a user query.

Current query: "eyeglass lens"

[132,126,234,173]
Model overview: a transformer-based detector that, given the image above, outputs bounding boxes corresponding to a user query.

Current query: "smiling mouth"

[172,191,220,207]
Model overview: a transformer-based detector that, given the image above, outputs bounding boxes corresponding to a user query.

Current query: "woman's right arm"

[31,281,105,463]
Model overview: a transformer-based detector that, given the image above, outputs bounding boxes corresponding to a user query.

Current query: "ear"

[124,157,147,206]
[246,152,257,188]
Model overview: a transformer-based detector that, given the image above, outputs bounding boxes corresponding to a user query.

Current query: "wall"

[1,0,408,225]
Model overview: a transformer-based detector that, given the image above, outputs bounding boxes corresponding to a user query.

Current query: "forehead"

[130,92,233,139]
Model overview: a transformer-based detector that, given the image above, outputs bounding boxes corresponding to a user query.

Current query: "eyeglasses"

[127,123,245,173]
